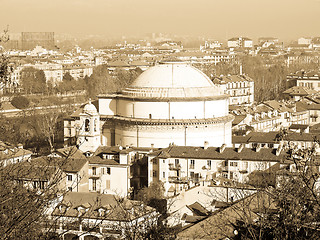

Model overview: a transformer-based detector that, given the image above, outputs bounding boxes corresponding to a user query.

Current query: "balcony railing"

[168,176,188,184]
[89,172,101,178]
[168,163,181,171]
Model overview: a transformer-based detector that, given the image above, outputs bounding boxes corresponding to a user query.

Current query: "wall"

[114,121,232,148]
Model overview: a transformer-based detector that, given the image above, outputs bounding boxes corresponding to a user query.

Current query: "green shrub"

[11,96,30,109]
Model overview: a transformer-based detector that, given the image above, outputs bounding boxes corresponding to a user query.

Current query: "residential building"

[63,63,93,80]
[0,141,32,166]
[23,62,63,85]
[87,146,133,197]
[298,37,312,45]
[212,74,254,106]
[147,145,284,196]
[258,37,279,47]
[227,37,253,49]
[177,191,274,239]
[283,86,317,101]
[200,40,222,50]
[286,70,320,91]
[233,131,320,151]
[231,100,310,133]
[52,192,158,239]
[231,104,282,132]
[10,157,64,192]
[49,146,89,192]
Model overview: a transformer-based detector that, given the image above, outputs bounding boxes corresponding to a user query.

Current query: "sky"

[1,0,320,40]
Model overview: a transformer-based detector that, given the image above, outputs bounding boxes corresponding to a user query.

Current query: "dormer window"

[98,208,110,217]
[76,203,91,217]
[58,204,68,214]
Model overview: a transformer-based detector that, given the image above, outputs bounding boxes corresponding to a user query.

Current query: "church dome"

[83,100,97,115]
[131,62,213,88]
[121,62,223,99]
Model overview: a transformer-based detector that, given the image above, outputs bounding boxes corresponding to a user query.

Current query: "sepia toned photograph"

[1,0,320,239]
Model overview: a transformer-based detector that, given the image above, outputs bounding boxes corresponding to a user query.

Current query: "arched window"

[85,119,90,132]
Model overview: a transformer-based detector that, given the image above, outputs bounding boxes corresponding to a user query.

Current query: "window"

[163,172,165,178]
[94,119,97,132]
[175,159,179,165]
[41,181,46,189]
[230,162,238,167]
[190,160,195,169]
[106,180,110,189]
[85,119,90,132]
[107,167,111,175]
[163,159,165,164]
[153,171,157,177]
[190,172,195,179]
[207,160,212,169]
[244,161,248,169]
[92,167,96,175]
[67,175,72,181]
[92,179,97,191]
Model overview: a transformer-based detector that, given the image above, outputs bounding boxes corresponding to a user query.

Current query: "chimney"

[219,144,226,153]
[151,143,154,148]
[204,141,209,150]
[255,143,261,152]
[237,143,245,153]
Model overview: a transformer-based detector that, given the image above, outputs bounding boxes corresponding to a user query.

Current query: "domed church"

[69,62,234,152]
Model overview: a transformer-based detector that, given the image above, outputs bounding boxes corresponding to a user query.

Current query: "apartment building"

[148,145,283,196]
[213,74,254,106]
[227,37,253,49]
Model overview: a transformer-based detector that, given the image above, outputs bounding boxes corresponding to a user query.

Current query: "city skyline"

[2,0,320,40]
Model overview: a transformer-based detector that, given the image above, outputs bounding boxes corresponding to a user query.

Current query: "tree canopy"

[20,67,47,94]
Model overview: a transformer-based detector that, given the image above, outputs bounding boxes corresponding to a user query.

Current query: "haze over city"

[3,0,320,239]
[2,0,320,40]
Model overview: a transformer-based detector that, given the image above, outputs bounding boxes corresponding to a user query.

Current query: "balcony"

[169,163,181,171]
[168,176,188,184]
[89,172,101,178]
[217,166,228,172]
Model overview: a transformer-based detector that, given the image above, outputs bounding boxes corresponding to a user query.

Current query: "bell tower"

[78,100,101,153]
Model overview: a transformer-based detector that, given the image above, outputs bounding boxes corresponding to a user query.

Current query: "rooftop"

[52,192,156,221]
[150,145,285,162]
[120,62,224,99]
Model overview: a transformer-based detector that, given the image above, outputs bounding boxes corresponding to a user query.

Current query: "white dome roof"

[131,62,214,88]
[83,100,97,115]
[121,62,223,99]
